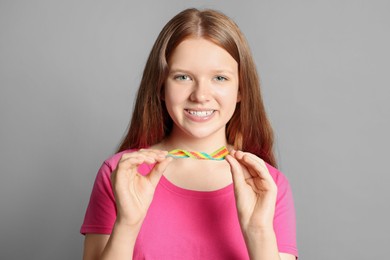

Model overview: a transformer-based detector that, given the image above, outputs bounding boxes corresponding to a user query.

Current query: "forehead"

[168,38,238,73]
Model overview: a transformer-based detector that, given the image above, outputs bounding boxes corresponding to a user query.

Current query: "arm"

[242,229,296,260]
[226,150,296,260]
[82,149,172,260]
[82,224,140,260]
[83,234,109,260]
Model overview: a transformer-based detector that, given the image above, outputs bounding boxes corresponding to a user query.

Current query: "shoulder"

[266,163,298,257]
[265,162,291,188]
[102,149,138,171]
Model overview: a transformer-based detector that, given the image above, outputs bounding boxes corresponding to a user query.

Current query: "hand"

[110,149,173,228]
[225,150,278,232]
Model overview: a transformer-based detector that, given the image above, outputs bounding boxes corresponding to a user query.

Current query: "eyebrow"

[168,68,236,75]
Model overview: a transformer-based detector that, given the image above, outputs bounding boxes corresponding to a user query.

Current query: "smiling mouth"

[185,109,215,117]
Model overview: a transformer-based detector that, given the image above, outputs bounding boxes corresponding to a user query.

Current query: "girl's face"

[164,38,240,142]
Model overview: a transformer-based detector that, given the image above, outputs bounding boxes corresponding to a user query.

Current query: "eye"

[174,75,191,81]
[214,76,228,82]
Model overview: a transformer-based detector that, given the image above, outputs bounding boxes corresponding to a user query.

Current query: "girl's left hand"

[225,150,278,232]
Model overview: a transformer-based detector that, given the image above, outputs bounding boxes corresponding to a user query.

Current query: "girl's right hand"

[110,149,173,228]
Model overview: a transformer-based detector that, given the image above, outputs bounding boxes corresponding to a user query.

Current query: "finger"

[120,149,168,162]
[234,151,271,180]
[225,154,247,189]
[119,151,167,168]
[139,148,167,152]
[139,148,168,155]
[238,154,277,193]
[116,157,145,173]
[243,156,273,183]
[229,151,253,178]
[229,149,237,157]
[148,157,173,186]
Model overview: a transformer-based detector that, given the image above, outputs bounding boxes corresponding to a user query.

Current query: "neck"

[162,129,228,154]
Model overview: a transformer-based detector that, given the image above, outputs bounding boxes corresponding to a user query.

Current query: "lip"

[184,109,216,122]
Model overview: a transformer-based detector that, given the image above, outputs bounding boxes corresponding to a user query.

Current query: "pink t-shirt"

[81,150,298,259]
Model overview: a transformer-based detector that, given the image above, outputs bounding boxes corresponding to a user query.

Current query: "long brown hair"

[117,8,277,167]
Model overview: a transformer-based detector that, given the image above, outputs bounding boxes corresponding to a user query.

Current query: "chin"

[183,126,225,140]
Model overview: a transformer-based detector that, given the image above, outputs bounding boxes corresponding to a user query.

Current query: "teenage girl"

[81,8,298,260]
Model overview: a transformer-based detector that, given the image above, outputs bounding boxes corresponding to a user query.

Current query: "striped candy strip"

[168,146,229,160]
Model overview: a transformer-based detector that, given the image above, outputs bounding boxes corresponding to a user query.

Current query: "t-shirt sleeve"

[268,165,298,258]
[80,161,117,235]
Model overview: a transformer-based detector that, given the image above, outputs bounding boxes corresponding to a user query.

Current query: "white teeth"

[187,110,214,117]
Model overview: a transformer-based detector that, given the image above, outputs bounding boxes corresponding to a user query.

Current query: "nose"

[189,79,211,103]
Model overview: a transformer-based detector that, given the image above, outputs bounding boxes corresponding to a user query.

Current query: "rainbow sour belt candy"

[168,146,229,160]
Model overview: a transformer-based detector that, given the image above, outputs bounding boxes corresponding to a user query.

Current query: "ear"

[236,88,241,103]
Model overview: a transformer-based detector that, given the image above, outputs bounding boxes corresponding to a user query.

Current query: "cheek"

[165,84,192,104]
[216,86,240,103]
[165,90,180,107]
[164,84,175,103]
[164,86,185,115]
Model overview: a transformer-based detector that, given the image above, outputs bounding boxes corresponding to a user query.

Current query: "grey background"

[1,0,389,259]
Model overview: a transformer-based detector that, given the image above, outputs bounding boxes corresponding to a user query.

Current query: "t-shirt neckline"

[159,175,234,199]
